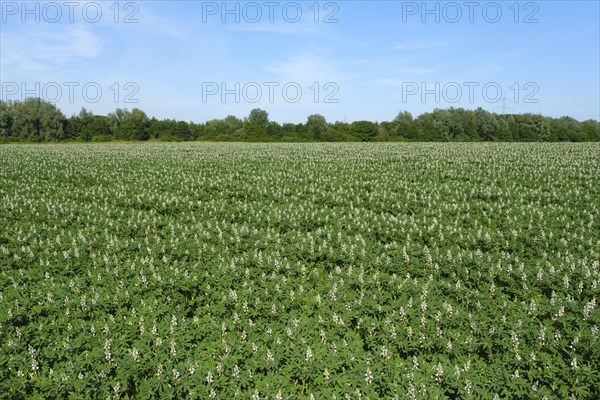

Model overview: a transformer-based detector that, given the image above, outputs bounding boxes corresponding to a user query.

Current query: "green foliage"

[1,143,598,398]
[148,119,195,141]
[393,111,417,140]
[90,134,113,142]
[0,100,15,138]
[116,108,150,140]
[243,109,272,141]
[350,120,378,141]
[66,108,111,141]
[247,108,269,125]
[1,98,598,142]
[200,116,243,141]
[4,98,66,141]
[306,114,328,140]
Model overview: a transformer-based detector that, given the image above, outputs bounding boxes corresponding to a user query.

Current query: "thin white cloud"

[376,79,457,89]
[394,37,464,51]
[375,79,402,87]
[133,3,199,41]
[40,25,102,60]
[265,51,353,84]
[1,24,103,74]
[456,64,506,81]
[380,67,435,77]
[228,20,325,36]
[539,25,599,45]
[255,51,354,108]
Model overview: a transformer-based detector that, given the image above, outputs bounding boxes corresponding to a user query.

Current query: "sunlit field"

[1,143,598,399]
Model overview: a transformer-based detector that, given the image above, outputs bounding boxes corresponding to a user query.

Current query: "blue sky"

[1,1,598,123]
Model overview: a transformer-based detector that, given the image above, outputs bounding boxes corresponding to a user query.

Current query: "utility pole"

[494,97,514,114]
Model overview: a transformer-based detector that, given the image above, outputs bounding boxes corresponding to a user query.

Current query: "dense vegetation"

[1,143,598,399]
[1,98,598,143]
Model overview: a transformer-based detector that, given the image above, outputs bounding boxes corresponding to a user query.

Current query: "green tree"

[223,115,243,134]
[66,107,109,141]
[375,121,395,141]
[189,122,205,140]
[244,109,270,140]
[393,111,415,139]
[323,122,353,141]
[110,108,149,140]
[281,123,300,141]
[0,100,14,139]
[580,119,600,141]
[460,109,478,140]
[202,116,243,141]
[414,112,435,140]
[350,120,378,141]
[306,114,328,140]
[248,108,269,125]
[11,98,66,141]
[495,116,513,141]
[266,121,283,140]
[475,108,499,141]
[203,119,226,140]
[550,116,581,141]
[107,108,130,138]
[430,109,453,141]
[518,113,551,141]
[506,115,520,140]
[84,116,111,140]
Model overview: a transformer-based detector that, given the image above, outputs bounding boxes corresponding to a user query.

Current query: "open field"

[1,143,599,399]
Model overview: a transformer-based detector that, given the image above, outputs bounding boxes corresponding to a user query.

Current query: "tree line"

[1,98,598,143]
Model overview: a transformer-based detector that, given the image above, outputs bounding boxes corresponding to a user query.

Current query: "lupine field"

[0,143,599,399]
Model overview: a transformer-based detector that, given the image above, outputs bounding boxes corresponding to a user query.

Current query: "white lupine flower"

[305,347,313,361]
[571,358,578,369]
[433,363,443,382]
[365,368,373,384]
[172,369,180,380]
[380,346,389,359]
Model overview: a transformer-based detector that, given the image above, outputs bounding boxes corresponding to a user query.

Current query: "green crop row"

[1,143,598,399]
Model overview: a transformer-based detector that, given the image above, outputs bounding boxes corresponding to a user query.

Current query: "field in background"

[1,143,599,399]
